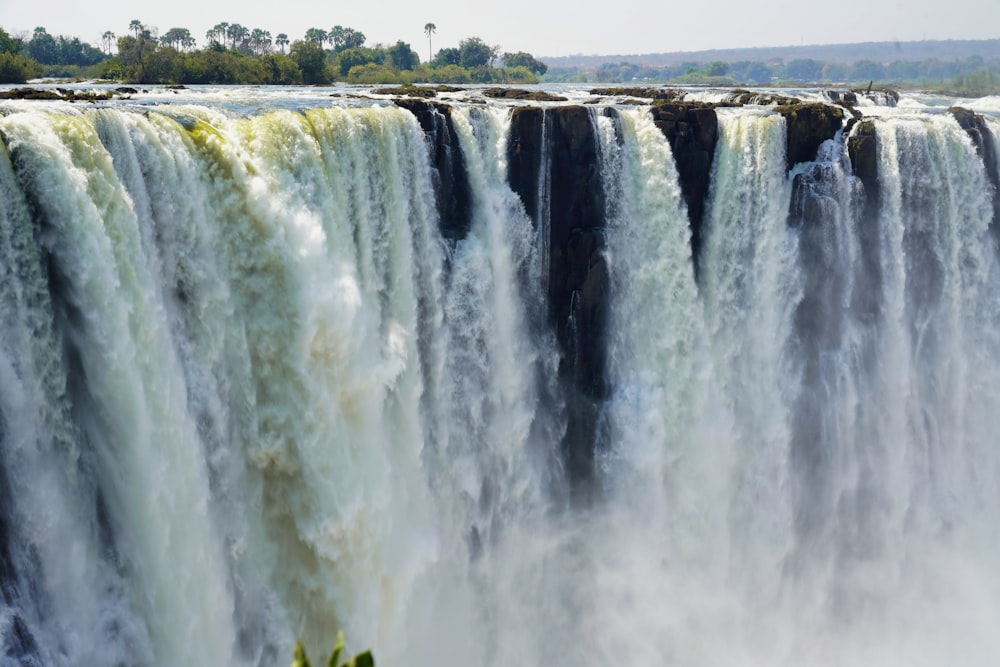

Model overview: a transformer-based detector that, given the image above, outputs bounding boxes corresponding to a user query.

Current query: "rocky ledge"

[393,93,859,494]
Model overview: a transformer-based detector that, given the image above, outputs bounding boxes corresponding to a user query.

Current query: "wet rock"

[847,119,878,199]
[648,102,719,276]
[374,84,439,97]
[507,106,545,223]
[505,105,607,492]
[481,88,568,102]
[394,99,472,241]
[723,89,801,105]
[775,103,845,169]
[950,106,1000,232]
[589,87,684,101]
[824,90,858,106]
[0,87,112,102]
[854,87,899,106]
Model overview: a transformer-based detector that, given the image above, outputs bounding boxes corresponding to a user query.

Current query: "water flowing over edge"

[0,98,999,666]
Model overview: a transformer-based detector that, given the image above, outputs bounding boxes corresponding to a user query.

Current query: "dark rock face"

[824,90,859,106]
[775,103,845,170]
[588,87,684,101]
[507,105,609,494]
[845,119,883,321]
[649,103,719,276]
[507,107,545,223]
[546,106,608,493]
[481,88,569,102]
[847,119,879,204]
[399,94,864,498]
[949,107,1000,232]
[723,89,800,106]
[395,99,472,241]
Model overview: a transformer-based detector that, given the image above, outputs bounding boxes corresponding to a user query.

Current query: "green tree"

[387,41,418,71]
[206,22,228,47]
[129,20,143,38]
[337,47,378,76]
[27,27,58,64]
[782,58,824,82]
[821,61,849,82]
[458,37,496,68]
[250,28,272,55]
[116,32,158,82]
[848,59,885,83]
[330,26,365,52]
[0,27,20,55]
[502,51,547,75]
[705,60,728,77]
[102,31,116,54]
[275,33,289,54]
[259,53,301,83]
[432,47,460,68]
[227,24,249,50]
[423,23,436,62]
[289,39,329,83]
[161,28,191,51]
[430,63,468,83]
[0,52,40,83]
[744,61,774,84]
[305,28,328,47]
[886,59,918,81]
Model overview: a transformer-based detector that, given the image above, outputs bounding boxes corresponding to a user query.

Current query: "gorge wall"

[2,91,1000,667]
[391,93,989,497]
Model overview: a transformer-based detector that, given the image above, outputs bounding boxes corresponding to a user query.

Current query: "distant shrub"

[429,64,470,83]
[503,66,539,84]
[0,52,41,83]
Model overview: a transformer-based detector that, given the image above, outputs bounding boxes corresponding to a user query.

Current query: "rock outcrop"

[847,119,878,204]
[775,103,845,170]
[507,106,609,495]
[950,107,1000,233]
[507,107,544,223]
[649,102,719,275]
[545,107,608,493]
[481,88,568,102]
[588,87,684,101]
[396,94,860,496]
[394,99,472,241]
[723,89,800,106]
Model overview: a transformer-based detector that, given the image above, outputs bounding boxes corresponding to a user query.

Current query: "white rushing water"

[2,97,1000,667]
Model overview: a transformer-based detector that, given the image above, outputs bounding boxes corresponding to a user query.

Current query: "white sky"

[0,0,997,59]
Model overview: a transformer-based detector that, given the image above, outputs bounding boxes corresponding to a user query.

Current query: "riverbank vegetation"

[555,56,1000,94]
[0,22,546,85]
[0,22,998,95]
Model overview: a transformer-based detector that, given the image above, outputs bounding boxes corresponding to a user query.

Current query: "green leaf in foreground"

[291,631,375,667]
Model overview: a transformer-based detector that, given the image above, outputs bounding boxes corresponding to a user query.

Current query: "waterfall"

[2,94,1000,667]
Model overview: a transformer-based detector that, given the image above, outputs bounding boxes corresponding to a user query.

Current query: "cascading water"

[1,91,1000,667]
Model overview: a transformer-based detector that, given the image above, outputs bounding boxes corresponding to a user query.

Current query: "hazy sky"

[1,0,998,58]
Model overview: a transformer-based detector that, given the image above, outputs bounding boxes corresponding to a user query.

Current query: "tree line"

[0,21,548,85]
[2,22,996,94]
[549,55,1000,93]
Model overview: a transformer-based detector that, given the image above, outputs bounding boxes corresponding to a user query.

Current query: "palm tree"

[226,23,249,50]
[250,28,272,55]
[424,23,436,62]
[275,33,289,54]
[305,28,328,47]
[102,30,115,54]
[129,20,143,39]
[207,22,228,47]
